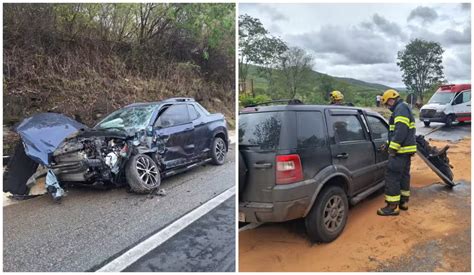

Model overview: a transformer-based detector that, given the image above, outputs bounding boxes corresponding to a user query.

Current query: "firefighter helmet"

[382,89,400,104]
[330,90,344,102]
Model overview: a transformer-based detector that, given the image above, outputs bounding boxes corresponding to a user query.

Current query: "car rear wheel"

[423,121,430,127]
[211,137,227,165]
[305,185,348,243]
[125,154,161,193]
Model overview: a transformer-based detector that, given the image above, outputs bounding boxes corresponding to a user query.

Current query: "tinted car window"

[239,112,282,150]
[188,104,200,120]
[297,111,326,148]
[332,115,365,142]
[155,104,189,127]
[367,116,388,140]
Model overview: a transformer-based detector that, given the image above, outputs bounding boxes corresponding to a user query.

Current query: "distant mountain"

[332,76,392,91]
[246,64,392,94]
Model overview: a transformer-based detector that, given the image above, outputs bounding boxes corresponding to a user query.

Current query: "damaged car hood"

[15,113,88,165]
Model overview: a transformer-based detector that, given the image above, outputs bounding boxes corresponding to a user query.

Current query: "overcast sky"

[240,3,471,87]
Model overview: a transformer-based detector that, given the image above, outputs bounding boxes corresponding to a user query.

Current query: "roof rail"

[244,99,304,107]
[162,97,195,102]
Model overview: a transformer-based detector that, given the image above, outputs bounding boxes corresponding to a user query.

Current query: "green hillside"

[244,64,396,107]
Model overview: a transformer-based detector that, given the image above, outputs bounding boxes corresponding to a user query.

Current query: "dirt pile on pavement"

[239,138,470,272]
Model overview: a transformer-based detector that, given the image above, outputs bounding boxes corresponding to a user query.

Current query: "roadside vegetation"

[3,3,235,155]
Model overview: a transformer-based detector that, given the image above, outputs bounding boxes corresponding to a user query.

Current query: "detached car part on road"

[4,98,229,201]
[238,101,454,243]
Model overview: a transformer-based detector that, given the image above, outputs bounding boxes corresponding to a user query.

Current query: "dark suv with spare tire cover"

[239,103,389,242]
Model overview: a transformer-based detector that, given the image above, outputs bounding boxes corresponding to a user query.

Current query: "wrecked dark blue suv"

[4,98,229,200]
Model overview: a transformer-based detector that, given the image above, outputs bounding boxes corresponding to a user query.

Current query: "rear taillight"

[276,154,303,184]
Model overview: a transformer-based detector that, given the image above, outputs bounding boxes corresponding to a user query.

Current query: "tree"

[256,36,288,96]
[397,39,445,103]
[238,14,267,85]
[319,74,335,101]
[238,14,288,95]
[277,47,314,99]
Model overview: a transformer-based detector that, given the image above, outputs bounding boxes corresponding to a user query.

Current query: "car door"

[154,104,195,169]
[295,111,331,179]
[188,103,208,157]
[452,90,471,122]
[326,109,376,194]
[365,115,389,184]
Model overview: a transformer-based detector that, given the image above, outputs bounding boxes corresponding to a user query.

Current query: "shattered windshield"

[94,105,156,132]
[428,92,455,105]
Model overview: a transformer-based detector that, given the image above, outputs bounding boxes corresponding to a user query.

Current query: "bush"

[239,94,271,108]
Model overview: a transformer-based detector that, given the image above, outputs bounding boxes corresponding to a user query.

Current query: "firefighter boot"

[377,202,400,216]
[399,196,409,211]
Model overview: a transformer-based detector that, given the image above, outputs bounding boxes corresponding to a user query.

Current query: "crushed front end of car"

[49,128,132,190]
[5,112,161,202]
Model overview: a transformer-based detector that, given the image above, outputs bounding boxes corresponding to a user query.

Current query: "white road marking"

[96,186,236,272]
[239,222,263,232]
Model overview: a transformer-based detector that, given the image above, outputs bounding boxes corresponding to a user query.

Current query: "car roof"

[240,104,382,117]
[124,98,196,108]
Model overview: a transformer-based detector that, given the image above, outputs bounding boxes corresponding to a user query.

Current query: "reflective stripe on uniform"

[409,122,416,129]
[389,124,395,131]
[389,141,401,150]
[401,190,410,196]
[385,194,400,202]
[394,116,411,127]
[398,145,417,153]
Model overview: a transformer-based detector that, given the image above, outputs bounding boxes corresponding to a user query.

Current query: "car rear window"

[239,112,282,150]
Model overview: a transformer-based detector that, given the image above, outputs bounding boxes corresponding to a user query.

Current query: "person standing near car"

[376,94,381,107]
[377,89,417,216]
[329,90,354,106]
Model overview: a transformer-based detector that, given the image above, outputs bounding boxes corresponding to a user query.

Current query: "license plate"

[423,119,430,122]
[239,212,245,222]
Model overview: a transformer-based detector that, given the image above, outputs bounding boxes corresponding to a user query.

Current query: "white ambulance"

[419,84,471,127]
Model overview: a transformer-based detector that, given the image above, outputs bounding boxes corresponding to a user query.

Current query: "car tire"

[423,121,430,127]
[445,115,454,127]
[211,136,227,165]
[305,185,349,243]
[125,154,161,194]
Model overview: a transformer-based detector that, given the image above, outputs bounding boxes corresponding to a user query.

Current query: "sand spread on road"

[239,138,471,272]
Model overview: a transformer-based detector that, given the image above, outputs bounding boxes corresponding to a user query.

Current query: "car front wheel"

[211,136,227,165]
[125,154,161,193]
[445,115,454,127]
[305,185,349,243]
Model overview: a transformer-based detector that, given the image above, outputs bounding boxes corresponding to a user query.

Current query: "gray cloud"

[254,4,288,22]
[288,24,396,65]
[460,3,471,11]
[408,6,438,24]
[372,14,406,39]
[445,46,471,81]
[409,24,471,46]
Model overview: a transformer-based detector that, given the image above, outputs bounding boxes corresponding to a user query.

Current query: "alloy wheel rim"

[323,195,345,232]
[136,156,159,186]
[216,139,226,162]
